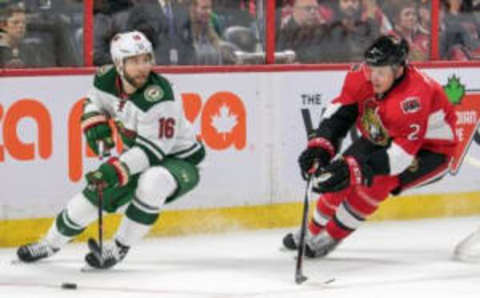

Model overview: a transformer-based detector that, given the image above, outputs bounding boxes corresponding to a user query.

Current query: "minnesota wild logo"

[444,75,480,174]
[144,85,164,102]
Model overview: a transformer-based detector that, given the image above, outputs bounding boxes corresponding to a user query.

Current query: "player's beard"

[124,72,148,89]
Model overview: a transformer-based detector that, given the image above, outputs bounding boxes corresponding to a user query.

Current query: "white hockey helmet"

[110,31,154,74]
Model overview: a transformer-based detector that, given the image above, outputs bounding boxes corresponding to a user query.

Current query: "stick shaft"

[97,141,107,264]
[97,185,103,263]
[295,176,312,284]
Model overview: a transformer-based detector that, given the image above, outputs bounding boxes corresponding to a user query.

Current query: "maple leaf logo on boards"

[211,104,238,140]
[443,75,480,174]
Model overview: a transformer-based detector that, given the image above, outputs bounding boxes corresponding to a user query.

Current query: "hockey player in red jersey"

[283,34,458,258]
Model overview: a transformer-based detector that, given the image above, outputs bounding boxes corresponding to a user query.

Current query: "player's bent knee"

[64,192,99,227]
[136,166,178,208]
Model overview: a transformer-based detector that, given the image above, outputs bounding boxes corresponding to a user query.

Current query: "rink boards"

[1,67,480,246]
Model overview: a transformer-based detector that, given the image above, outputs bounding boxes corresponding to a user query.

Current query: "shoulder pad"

[96,64,115,77]
[93,65,117,94]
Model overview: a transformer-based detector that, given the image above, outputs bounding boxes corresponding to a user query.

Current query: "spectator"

[93,0,133,65]
[214,0,255,29]
[187,0,227,64]
[0,2,51,67]
[279,0,333,27]
[440,0,480,59]
[189,0,223,34]
[278,0,294,25]
[276,0,329,63]
[49,0,84,66]
[418,0,431,34]
[125,1,196,65]
[324,0,380,62]
[158,0,198,65]
[392,0,429,61]
[362,0,392,34]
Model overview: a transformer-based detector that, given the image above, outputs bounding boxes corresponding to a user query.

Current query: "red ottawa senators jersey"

[332,64,458,175]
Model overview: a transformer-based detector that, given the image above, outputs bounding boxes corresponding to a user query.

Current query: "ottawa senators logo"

[361,99,390,146]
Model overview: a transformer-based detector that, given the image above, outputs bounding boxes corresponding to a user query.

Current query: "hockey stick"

[97,182,105,266]
[95,141,111,266]
[295,172,315,284]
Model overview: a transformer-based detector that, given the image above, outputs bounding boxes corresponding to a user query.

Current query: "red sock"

[308,220,324,235]
[326,219,354,240]
[325,176,397,240]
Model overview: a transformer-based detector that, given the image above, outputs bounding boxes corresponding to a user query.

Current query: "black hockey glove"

[298,137,335,180]
[313,156,374,193]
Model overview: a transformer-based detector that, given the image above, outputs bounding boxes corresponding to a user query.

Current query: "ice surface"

[1,216,480,298]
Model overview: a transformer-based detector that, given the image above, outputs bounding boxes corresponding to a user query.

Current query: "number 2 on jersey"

[159,118,175,138]
[408,124,420,141]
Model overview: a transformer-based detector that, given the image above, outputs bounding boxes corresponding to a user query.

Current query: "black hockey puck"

[61,282,77,290]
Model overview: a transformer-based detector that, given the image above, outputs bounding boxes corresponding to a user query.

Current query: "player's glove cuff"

[81,111,108,132]
[81,112,115,155]
[106,157,130,187]
[307,137,335,159]
[86,157,130,190]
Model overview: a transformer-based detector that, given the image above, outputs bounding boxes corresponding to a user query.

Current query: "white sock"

[115,217,152,247]
[44,223,71,249]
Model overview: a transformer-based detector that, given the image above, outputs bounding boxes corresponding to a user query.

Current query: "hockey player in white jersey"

[16,31,205,269]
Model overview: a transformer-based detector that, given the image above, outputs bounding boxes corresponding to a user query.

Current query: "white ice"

[1,216,480,298]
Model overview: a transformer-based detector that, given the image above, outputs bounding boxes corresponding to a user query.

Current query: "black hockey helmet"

[364,35,409,66]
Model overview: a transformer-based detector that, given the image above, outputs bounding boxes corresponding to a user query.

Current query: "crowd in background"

[2,0,480,68]
[0,0,83,67]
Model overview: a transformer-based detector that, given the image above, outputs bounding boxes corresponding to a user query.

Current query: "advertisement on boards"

[0,73,269,219]
[1,67,480,220]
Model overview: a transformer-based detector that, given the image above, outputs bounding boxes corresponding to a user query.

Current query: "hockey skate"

[85,238,129,269]
[304,232,340,258]
[283,230,300,250]
[282,229,314,250]
[17,241,59,263]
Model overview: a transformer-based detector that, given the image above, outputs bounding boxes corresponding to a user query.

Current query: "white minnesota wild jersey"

[85,65,204,169]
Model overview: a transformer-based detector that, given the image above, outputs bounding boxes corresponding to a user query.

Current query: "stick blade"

[87,238,102,260]
[295,273,308,284]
